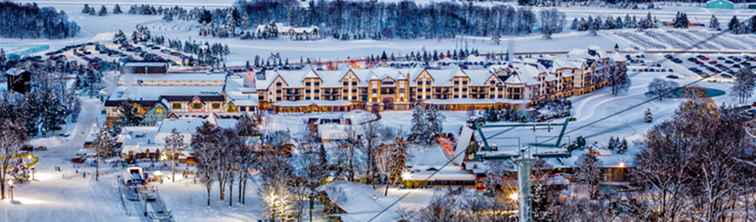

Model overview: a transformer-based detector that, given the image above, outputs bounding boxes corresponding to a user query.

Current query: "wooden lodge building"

[105,48,625,124]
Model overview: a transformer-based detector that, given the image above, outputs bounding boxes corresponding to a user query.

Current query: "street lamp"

[8,180,14,202]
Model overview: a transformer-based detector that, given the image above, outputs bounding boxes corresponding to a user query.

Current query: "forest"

[232,0,550,39]
[0,2,79,39]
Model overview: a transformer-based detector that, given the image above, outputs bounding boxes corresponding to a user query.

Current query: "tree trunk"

[228,172,233,207]
[95,156,100,181]
[0,172,5,200]
[238,173,244,204]
[171,153,176,183]
[384,182,389,196]
[309,193,314,222]
[219,179,225,200]
[206,184,212,206]
[241,178,247,204]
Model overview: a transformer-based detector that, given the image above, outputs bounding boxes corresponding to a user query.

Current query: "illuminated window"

[192,103,202,109]
[172,103,182,109]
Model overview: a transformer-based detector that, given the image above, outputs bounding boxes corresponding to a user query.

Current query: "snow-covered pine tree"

[617,138,628,154]
[163,12,174,22]
[94,127,115,181]
[575,149,601,199]
[728,16,740,32]
[709,15,720,30]
[82,4,91,14]
[386,137,407,195]
[98,5,108,16]
[644,108,653,123]
[408,104,428,144]
[607,137,617,151]
[425,105,445,144]
[113,4,122,14]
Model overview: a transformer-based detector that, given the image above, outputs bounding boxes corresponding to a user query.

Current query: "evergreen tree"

[408,104,430,145]
[82,4,91,14]
[728,16,740,32]
[98,5,108,16]
[113,4,122,14]
[425,105,445,141]
[673,12,689,29]
[0,2,80,39]
[709,15,720,30]
[617,138,628,154]
[644,108,653,123]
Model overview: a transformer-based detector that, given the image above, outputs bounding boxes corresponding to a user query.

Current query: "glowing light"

[508,192,519,201]
[33,172,57,182]
[7,197,48,205]
[618,162,625,168]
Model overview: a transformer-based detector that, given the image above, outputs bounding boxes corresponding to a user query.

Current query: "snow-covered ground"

[1,1,753,221]
[1,56,747,222]
[2,1,754,65]
[0,98,132,222]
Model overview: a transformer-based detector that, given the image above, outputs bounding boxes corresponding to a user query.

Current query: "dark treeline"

[0,2,79,39]
[233,0,543,39]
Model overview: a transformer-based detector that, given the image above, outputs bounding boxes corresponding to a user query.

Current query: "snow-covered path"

[0,98,138,222]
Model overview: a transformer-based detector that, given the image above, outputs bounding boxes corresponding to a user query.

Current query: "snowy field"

[2,2,754,65]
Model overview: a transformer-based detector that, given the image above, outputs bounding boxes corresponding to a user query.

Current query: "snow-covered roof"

[118,73,227,86]
[157,118,205,135]
[318,124,351,141]
[273,100,352,107]
[317,181,399,222]
[120,126,161,154]
[4,68,27,76]
[403,165,476,181]
[107,86,223,103]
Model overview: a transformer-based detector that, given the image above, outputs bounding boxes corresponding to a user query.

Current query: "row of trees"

[231,0,551,39]
[192,117,259,207]
[0,2,79,39]
[81,4,122,16]
[569,13,658,33]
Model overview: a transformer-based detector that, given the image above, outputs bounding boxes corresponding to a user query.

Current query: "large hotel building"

[105,48,624,124]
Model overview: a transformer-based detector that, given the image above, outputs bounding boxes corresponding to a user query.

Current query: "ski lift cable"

[366,23,745,222]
